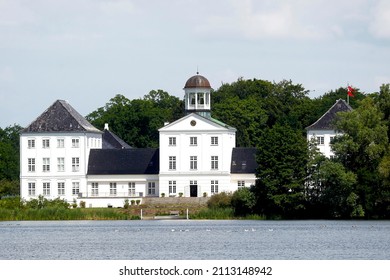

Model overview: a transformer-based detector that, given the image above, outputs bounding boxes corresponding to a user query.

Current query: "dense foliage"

[1,77,389,219]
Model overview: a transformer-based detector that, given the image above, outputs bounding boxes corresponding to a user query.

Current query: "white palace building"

[20,74,258,207]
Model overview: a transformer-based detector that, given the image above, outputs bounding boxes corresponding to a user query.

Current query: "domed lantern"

[184,73,212,118]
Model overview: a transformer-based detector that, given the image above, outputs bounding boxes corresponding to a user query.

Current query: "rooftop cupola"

[184,73,212,118]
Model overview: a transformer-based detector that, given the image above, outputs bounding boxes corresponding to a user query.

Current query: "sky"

[1,0,390,128]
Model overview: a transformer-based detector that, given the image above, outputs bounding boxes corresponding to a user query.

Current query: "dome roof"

[184,74,211,89]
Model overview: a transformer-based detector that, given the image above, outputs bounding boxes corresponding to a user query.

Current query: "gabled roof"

[159,113,236,132]
[88,148,159,175]
[102,129,132,149]
[231,147,258,174]
[306,99,352,131]
[22,100,101,133]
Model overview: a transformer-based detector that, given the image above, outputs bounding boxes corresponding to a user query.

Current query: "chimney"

[104,123,109,131]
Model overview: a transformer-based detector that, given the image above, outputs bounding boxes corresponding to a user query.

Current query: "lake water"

[0,220,389,260]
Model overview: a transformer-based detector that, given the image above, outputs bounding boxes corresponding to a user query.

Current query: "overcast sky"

[1,0,390,128]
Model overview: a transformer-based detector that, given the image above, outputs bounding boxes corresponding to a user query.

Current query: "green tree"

[333,97,389,218]
[0,125,22,181]
[87,92,183,148]
[231,187,256,216]
[253,124,308,218]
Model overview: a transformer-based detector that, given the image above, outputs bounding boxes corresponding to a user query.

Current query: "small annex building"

[306,99,353,158]
[20,74,258,207]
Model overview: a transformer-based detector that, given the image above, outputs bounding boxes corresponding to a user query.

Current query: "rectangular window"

[148,182,156,195]
[91,182,99,196]
[169,156,176,170]
[72,182,80,196]
[330,136,335,143]
[58,182,65,196]
[28,158,35,172]
[169,137,176,146]
[57,139,64,148]
[211,136,218,146]
[57,157,65,172]
[43,182,50,195]
[238,181,245,188]
[190,156,197,170]
[72,138,80,148]
[211,180,219,194]
[110,182,117,196]
[211,156,219,170]
[42,139,50,149]
[316,136,324,145]
[169,181,176,194]
[28,139,35,149]
[190,137,197,146]
[128,182,135,196]
[42,158,50,172]
[28,182,36,196]
[72,157,80,172]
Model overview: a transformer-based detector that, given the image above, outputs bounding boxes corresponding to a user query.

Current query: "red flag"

[347,86,355,97]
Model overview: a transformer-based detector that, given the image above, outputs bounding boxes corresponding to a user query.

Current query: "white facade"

[20,131,102,201]
[159,113,236,197]
[306,130,338,158]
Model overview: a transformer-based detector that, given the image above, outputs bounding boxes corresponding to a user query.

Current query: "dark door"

[190,185,197,197]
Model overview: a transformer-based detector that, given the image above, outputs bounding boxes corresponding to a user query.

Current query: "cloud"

[369,0,390,39]
[0,0,36,26]
[193,0,381,41]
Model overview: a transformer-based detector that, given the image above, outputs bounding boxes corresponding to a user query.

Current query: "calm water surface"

[0,220,389,260]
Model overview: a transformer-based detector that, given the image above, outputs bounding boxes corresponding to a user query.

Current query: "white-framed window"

[72,182,79,196]
[42,139,50,149]
[316,136,324,145]
[42,158,50,172]
[110,182,117,196]
[197,92,205,105]
[211,136,218,146]
[128,182,135,196]
[169,137,176,146]
[72,157,80,172]
[91,182,99,196]
[58,182,65,196]
[57,138,64,148]
[28,182,35,196]
[72,138,79,148]
[148,182,156,195]
[43,182,50,195]
[330,136,335,143]
[211,180,219,194]
[211,156,219,170]
[28,139,35,149]
[57,157,65,172]
[169,181,176,194]
[190,156,197,170]
[169,156,176,170]
[238,181,245,188]
[190,136,197,146]
[28,158,35,172]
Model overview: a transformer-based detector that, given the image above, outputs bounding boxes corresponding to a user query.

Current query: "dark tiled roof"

[102,129,132,149]
[88,148,159,175]
[306,99,352,131]
[22,100,101,133]
[231,147,258,174]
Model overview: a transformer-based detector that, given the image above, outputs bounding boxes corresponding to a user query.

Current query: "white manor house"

[20,73,351,207]
[20,74,258,207]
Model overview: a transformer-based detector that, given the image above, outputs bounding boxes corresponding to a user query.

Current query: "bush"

[207,192,232,209]
[231,187,256,216]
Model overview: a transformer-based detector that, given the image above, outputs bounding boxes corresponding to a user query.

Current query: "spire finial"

[196,66,199,75]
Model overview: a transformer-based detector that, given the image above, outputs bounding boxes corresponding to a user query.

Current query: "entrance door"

[190,184,198,197]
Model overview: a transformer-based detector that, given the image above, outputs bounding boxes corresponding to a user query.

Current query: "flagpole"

[347,83,349,104]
